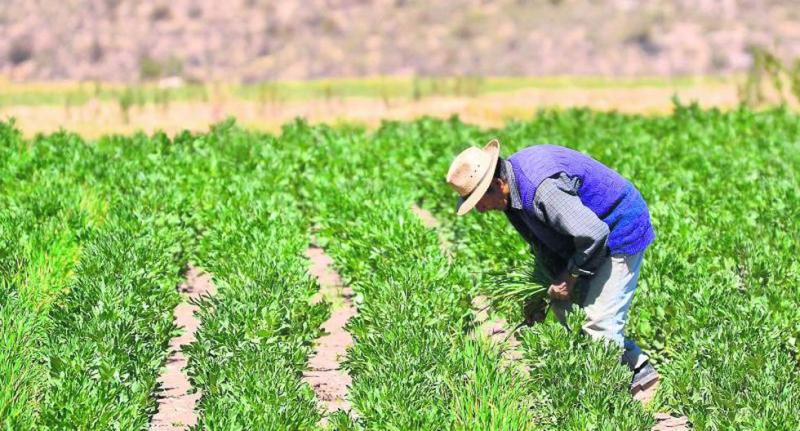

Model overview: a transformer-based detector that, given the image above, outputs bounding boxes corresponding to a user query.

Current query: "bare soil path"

[303,242,358,425]
[410,203,452,257]
[410,203,440,229]
[149,265,216,431]
[652,413,691,430]
[471,295,529,373]
[409,203,691,430]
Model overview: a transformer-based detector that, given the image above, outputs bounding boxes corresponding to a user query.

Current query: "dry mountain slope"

[2,0,800,81]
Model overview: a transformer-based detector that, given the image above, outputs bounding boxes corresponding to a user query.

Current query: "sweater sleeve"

[532,174,609,276]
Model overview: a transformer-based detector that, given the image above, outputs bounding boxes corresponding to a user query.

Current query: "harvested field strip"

[150,266,216,430]
[303,244,358,424]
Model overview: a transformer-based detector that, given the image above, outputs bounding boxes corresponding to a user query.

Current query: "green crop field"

[1,103,798,430]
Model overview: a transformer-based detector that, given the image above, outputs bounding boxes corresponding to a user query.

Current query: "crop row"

[367,118,658,429]
[279,107,800,429]
[4,104,799,429]
[1,125,93,427]
[338,119,654,429]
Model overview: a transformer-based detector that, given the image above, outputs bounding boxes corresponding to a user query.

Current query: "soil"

[472,295,530,373]
[635,381,660,404]
[410,203,439,228]
[149,265,216,431]
[652,413,691,430]
[303,244,357,425]
[634,384,691,430]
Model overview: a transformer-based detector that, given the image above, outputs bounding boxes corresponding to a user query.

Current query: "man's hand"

[548,272,578,301]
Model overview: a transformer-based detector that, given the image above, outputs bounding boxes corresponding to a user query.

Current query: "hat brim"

[455,139,500,216]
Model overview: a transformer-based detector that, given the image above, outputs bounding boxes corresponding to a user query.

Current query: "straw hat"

[446,139,500,216]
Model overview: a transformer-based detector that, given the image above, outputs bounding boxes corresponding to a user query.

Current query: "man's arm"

[532,173,610,299]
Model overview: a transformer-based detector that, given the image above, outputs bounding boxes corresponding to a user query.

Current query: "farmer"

[446,139,658,396]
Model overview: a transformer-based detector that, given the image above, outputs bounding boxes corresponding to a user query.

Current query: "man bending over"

[446,139,658,396]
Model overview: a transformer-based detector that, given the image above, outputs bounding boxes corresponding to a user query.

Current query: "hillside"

[2,0,800,81]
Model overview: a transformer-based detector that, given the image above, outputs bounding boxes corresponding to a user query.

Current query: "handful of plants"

[483,262,553,326]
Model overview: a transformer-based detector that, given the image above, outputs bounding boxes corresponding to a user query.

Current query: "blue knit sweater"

[508,145,655,255]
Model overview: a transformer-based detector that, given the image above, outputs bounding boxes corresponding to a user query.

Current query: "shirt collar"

[502,159,523,210]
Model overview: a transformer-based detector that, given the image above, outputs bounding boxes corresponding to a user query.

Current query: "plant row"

[1,120,342,429]
[4,104,799,429]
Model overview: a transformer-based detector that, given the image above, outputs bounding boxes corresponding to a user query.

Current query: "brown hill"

[2,0,800,82]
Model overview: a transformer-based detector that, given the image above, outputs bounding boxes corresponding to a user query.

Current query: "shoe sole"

[631,373,659,395]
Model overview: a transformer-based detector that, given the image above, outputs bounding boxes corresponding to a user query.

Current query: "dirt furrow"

[410,203,453,257]
[652,413,691,430]
[303,243,357,425]
[471,295,529,373]
[149,265,216,431]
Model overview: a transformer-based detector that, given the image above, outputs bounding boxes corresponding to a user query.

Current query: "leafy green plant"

[520,310,653,430]
[484,264,550,320]
[412,106,800,429]
[169,124,329,429]
[291,120,550,429]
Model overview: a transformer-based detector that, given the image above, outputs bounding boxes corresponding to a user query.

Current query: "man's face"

[475,178,509,213]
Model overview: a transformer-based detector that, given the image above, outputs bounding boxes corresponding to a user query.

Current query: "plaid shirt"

[501,159,609,277]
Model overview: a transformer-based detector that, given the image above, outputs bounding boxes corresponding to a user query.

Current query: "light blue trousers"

[551,251,648,370]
